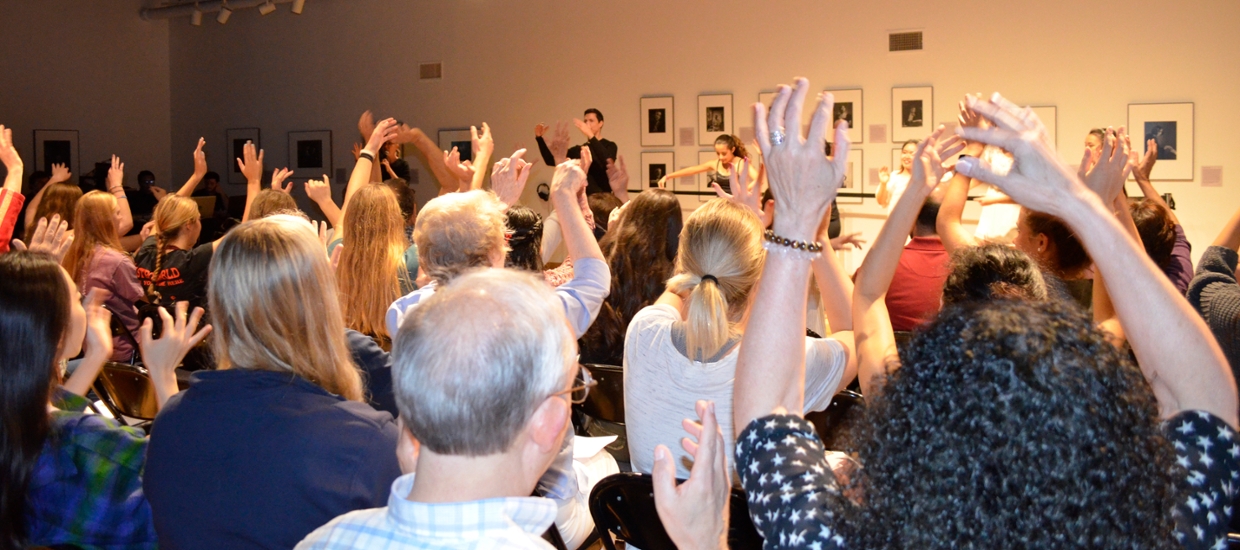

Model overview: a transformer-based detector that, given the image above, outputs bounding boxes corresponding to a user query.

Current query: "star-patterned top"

[734,410,1240,549]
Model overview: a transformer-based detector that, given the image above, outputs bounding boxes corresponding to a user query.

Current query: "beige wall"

[165,0,1240,267]
[0,0,171,190]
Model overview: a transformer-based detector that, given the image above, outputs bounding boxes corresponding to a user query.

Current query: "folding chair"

[588,472,763,550]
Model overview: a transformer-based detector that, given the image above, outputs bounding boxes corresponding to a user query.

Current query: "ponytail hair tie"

[700,274,719,285]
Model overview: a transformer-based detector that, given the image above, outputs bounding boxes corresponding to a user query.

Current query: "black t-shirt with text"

[134,236,213,310]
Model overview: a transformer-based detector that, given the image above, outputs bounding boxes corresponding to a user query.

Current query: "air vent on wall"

[419,63,443,80]
[889,31,923,52]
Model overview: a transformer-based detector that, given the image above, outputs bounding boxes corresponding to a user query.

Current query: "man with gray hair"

[298,269,586,549]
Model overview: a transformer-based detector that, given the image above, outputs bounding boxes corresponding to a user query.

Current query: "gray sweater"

[1187,246,1240,382]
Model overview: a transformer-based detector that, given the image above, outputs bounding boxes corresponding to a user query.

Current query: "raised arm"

[468,123,495,191]
[733,77,849,430]
[1132,137,1179,225]
[606,155,631,204]
[395,125,457,195]
[534,123,558,166]
[138,302,211,410]
[237,142,264,222]
[491,149,533,208]
[25,163,69,230]
[936,99,986,254]
[106,155,133,234]
[0,125,21,194]
[339,117,399,241]
[62,291,112,396]
[956,92,1238,427]
[304,177,341,227]
[550,148,604,264]
[853,128,959,396]
[176,138,208,198]
[657,162,712,188]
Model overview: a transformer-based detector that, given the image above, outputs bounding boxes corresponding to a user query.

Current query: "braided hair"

[145,196,199,303]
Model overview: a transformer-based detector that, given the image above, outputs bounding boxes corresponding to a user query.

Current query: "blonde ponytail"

[666,199,765,361]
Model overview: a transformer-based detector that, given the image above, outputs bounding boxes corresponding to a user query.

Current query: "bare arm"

[658,162,712,187]
[304,177,341,227]
[25,163,69,230]
[339,117,399,241]
[468,123,495,191]
[549,148,605,263]
[397,126,457,195]
[176,138,208,198]
[958,93,1238,427]
[1131,137,1179,225]
[0,125,22,194]
[237,142,264,222]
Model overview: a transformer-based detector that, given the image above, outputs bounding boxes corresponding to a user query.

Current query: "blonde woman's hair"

[26,184,82,241]
[62,191,124,286]
[666,199,765,361]
[208,215,364,401]
[413,190,508,286]
[337,184,411,347]
[145,195,199,301]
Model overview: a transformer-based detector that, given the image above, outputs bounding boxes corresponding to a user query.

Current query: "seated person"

[1189,202,1240,390]
[144,215,400,550]
[191,170,230,219]
[624,198,856,479]
[298,269,584,549]
[1129,136,1193,293]
[885,195,949,330]
[716,84,1239,549]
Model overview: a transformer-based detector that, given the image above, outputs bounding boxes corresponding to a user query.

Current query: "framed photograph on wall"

[827,88,863,144]
[437,129,474,163]
[698,94,733,145]
[640,151,673,194]
[1128,102,1194,180]
[287,130,333,176]
[33,129,79,176]
[891,86,933,142]
[226,128,261,184]
[837,150,864,205]
[640,96,674,147]
[1030,106,1057,153]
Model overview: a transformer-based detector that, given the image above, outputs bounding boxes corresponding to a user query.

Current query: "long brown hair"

[666,199,765,361]
[62,191,125,285]
[209,216,363,401]
[579,189,682,364]
[714,134,749,159]
[337,184,410,346]
[145,196,199,302]
[26,183,82,241]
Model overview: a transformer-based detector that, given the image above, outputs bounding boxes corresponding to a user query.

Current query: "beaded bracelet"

[359,151,375,162]
[763,229,823,261]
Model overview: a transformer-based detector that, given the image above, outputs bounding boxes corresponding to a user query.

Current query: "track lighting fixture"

[190,3,203,25]
[291,0,306,15]
[217,1,232,24]
[258,1,276,15]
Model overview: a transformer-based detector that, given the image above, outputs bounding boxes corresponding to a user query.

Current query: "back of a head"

[583,189,682,363]
[63,191,123,284]
[338,184,409,341]
[1024,209,1090,276]
[384,178,416,226]
[144,195,201,301]
[666,198,764,361]
[504,205,543,272]
[27,183,83,240]
[0,251,69,549]
[414,190,508,285]
[249,189,299,220]
[208,215,362,401]
[942,243,1049,305]
[913,197,941,237]
[588,192,623,237]
[850,298,1178,548]
[393,269,571,456]
[1130,199,1176,269]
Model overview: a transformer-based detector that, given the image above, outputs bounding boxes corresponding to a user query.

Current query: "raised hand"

[351,142,363,161]
[381,159,397,180]
[652,400,730,550]
[365,117,400,157]
[191,138,208,179]
[150,186,168,201]
[831,232,867,250]
[358,110,377,141]
[472,122,495,160]
[491,149,533,207]
[756,77,850,242]
[954,93,1089,219]
[908,126,959,197]
[271,167,294,193]
[712,158,764,220]
[305,175,332,202]
[12,214,73,261]
[441,147,469,191]
[573,118,595,139]
[1135,137,1158,183]
[1078,127,1130,202]
[551,158,588,199]
[550,121,570,164]
[107,155,125,192]
[138,301,212,408]
[236,141,264,183]
[82,289,114,362]
[606,155,631,200]
[49,163,71,185]
[534,123,549,138]
[0,124,22,172]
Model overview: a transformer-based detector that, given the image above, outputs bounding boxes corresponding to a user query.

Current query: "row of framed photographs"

[222,128,334,184]
[636,149,868,206]
[639,93,1196,180]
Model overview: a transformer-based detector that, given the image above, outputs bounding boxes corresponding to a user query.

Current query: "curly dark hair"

[942,243,1049,304]
[837,299,1181,548]
[1023,209,1091,277]
[1130,199,1176,269]
[579,189,682,364]
[503,206,543,272]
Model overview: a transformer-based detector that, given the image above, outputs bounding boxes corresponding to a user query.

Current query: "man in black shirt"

[535,108,618,196]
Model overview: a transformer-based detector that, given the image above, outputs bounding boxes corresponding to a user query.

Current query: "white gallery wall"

[0,0,172,189]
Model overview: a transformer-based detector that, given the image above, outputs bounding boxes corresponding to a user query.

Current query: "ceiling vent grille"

[419,63,443,80]
[889,32,923,52]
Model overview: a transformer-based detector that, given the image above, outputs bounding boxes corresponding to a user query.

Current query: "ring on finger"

[770,130,787,146]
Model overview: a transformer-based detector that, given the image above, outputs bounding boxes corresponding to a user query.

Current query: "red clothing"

[886,236,950,331]
[0,189,25,253]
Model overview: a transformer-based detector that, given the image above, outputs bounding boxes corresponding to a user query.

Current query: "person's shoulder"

[295,506,395,549]
[51,411,148,463]
[632,303,679,326]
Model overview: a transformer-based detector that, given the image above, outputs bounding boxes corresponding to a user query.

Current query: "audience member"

[504,204,545,272]
[144,215,400,550]
[1189,202,1240,395]
[25,180,81,242]
[1129,137,1194,293]
[299,269,582,549]
[0,125,26,253]
[624,195,856,479]
[885,194,950,330]
[191,170,230,219]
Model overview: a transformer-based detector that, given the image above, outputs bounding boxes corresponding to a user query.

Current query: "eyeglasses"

[550,364,596,405]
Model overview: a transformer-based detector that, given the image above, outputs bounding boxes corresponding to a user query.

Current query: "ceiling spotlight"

[291,0,306,15]
[190,4,203,26]
[217,1,232,23]
[258,1,276,15]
